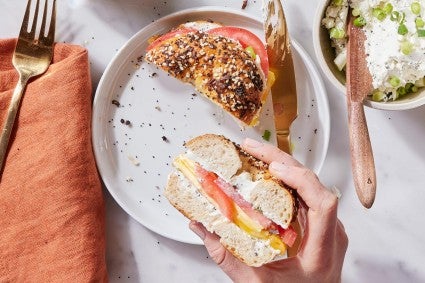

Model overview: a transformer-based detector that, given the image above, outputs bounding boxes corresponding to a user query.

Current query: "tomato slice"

[215,178,273,228]
[207,27,269,76]
[275,224,298,247]
[196,166,236,221]
[146,28,196,51]
[196,165,297,247]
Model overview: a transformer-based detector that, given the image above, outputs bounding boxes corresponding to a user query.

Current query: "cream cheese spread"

[323,0,425,101]
[351,0,425,100]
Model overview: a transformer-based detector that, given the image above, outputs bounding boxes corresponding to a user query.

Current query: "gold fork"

[0,0,56,173]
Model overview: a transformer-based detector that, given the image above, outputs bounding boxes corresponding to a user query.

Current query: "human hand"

[189,138,348,283]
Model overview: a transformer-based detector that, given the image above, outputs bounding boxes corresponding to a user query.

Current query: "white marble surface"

[1,0,425,282]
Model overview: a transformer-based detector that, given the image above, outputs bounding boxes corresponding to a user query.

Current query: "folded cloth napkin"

[0,39,107,281]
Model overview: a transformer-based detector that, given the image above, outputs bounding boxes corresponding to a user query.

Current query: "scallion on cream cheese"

[323,0,425,101]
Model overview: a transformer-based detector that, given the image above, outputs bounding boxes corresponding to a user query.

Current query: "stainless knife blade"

[264,0,298,154]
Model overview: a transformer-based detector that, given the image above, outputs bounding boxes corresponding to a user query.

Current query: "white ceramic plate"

[92,7,330,245]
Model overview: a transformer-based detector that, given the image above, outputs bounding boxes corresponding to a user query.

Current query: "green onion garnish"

[411,2,421,15]
[330,27,345,39]
[262,130,271,141]
[391,11,406,23]
[372,90,386,102]
[245,46,256,59]
[352,8,361,17]
[416,17,425,28]
[400,41,414,55]
[400,12,406,23]
[397,86,407,96]
[372,8,386,21]
[405,83,415,93]
[333,0,343,6]
[390,11,400,21]
[417,29,425,37]
[398,23,408,35]
[383,3,393,14]
[389,76,400,87]
[354,16,366,27]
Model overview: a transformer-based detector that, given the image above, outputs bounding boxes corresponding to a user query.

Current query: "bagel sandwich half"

[164,134,298,267]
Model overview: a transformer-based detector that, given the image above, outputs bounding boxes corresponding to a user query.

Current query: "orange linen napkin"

[0,39,107,281]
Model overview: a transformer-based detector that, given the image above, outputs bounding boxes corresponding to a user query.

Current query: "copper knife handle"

[347,100,376,208]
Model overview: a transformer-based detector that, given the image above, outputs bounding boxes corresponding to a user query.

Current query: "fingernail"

[243,138,263,148]
[269,161,288,172]
[189,221,206,240]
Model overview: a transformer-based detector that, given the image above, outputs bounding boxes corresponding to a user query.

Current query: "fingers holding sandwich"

[242,138,302,167]
[242,138,346,263]
[269,162,337,214]
[242,138,338,229]
[268,162,342,259]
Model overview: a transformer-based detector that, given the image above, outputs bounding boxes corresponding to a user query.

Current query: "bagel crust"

[145,26,266,126]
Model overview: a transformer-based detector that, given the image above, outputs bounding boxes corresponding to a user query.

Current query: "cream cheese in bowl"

[321,0,425,104]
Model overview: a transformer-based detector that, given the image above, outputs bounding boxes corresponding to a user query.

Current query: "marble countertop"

[1,0,425,282]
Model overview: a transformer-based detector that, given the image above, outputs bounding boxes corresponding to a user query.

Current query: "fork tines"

[20,0,56,45]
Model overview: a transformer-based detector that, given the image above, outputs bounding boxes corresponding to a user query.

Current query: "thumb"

[189,221,245,275]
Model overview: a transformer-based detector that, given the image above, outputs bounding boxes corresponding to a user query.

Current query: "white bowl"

[313,0,425,110]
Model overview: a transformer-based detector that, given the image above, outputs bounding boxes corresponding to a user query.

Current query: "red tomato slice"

[276,225,298,247]
[207,27,269,76]
[196,165,297,247]
[146,28,196,51]
[215,178,273,228]
[196,166,236,221]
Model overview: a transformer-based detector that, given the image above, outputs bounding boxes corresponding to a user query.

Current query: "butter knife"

[346,16,376,208]
[264,0,298,154]
[264,0,301,256]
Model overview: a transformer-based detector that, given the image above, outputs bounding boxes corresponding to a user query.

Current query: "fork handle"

[0,74,30,173]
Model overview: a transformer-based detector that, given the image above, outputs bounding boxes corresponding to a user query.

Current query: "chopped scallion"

[416,17,425,28]
[262,130,271,141]
[353,16,366,27]
[405,83,415,93]
[397,86,407,96]
[398,23,408,35]
[400,41,414,55]
[400,12,406,23]
[383,3,393,14]
[390,11,400,21]
[372,8,386,21]
[352,8,361,17]
[389,76,400,87]
[417,29,425,37]
[411,2,421,15]
[245,46,256,59]
[330,27,345,39]
[372,90,386,102]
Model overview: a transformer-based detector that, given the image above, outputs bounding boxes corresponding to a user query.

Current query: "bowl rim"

[312,0,346,95]
[312,0,425,111]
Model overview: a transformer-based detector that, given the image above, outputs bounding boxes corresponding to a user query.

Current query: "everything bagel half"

[145,22,273,126]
